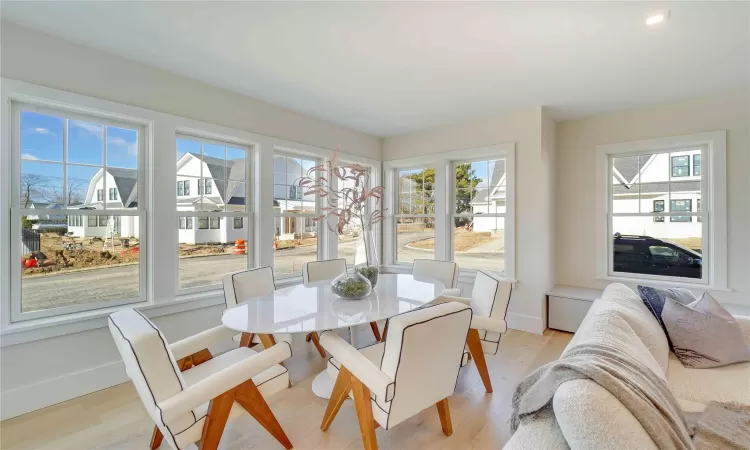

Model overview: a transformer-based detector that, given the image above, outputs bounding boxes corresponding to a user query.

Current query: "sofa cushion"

[663,295,750,368]
[667,352,750,407]
[636,286,696,349]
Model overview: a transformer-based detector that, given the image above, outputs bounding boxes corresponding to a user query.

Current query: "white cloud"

[21,153,40,160]
[70,121,103,136]
[108,136,138,156]
[32,127,55,135]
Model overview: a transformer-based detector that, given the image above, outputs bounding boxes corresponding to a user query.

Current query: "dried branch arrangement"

[296,152,386,236]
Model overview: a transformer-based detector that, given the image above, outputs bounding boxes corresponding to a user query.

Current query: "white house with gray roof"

[471,160,507,233]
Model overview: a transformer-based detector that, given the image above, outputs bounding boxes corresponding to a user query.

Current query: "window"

[98,215,108,227]
[670,199,692,222]
[177,180,184,196]
[451,158,506,273]
[233,217,243,229]
[337,164,373,267]
[273,153,319,277]
[693,154,701,176]
[599,131,727,287]
[109,187,118,200]
[395,167,435,264]
[176,136,252,291]
[11,103,143,320]
[653,200,665,222]
[179,217,186,229]
[671,155,690,177]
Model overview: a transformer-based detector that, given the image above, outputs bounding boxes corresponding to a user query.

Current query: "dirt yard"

[409,227,493,251]
[22,233,141,276]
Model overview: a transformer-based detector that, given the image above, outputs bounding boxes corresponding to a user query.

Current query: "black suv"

[613,234,702,279]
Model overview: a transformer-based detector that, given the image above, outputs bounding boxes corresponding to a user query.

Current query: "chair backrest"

[108,309,195,450]
[302,259,347,283]
[222,266,275,308]
[412,259,458,289]
[470,270,513,354]
[380,302,472,429]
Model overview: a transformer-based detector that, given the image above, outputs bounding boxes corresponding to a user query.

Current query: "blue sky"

[21,111,138,204]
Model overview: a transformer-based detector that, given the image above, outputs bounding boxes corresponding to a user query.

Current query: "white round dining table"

[221,273,445,397]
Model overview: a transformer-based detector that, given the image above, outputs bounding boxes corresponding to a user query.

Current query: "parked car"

[613,234,702,279]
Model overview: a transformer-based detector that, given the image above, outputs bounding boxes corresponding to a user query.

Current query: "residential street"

[21,230,504,312]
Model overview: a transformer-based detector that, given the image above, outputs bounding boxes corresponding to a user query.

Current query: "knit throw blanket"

[511,317,694,449]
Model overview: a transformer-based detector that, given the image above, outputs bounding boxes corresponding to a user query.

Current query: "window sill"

[596,275,731,292]
[0,292,226,348]
[380,265,517,287]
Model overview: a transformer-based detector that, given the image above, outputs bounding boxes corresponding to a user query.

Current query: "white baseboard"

[1,360,128,420]
[507,312,546,334]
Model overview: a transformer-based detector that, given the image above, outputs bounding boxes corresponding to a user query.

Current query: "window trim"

[8,100,147,322]
[383,143,516,281]
[393,165,437,265]
[596,131,727,289]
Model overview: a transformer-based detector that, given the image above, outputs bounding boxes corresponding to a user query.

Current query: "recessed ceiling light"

[646,10,669,26]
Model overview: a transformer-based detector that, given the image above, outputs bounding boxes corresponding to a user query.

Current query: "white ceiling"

[2,2,748,137]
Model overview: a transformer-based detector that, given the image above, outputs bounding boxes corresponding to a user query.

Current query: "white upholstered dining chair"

[412,259,461,296]
[433,270,512,393]
[108,309,293,450]
[222,267,292,351]
[319,302,473,450]
[302,259,383,346]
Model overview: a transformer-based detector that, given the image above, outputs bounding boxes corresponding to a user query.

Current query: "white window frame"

[392,165,436,265]
[383,143,516,281]
[595,131,728,290]
[175,133,255,295]
[449,157,509,275]
[8,101,147,322]
[272,149,323,279]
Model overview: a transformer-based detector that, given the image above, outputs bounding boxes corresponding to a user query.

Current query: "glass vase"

[354,228,379,287]
[331,269,372,300]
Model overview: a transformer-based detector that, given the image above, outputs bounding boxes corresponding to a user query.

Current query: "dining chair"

[108,309,293,450]
[222,267,292,351]
[302,259,383,347]
[412,259,461,296]
[432,270,512,393]
[319,302,473,450]
[380,259,461,342]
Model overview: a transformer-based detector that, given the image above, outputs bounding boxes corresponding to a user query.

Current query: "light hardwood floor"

[0,329,572,450]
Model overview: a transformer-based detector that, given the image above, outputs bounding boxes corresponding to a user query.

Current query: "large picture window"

[11,103,144,320]
[599,132,726,287]
[176,136,252,291]
[394,167,435,264]
[273,152,320,277]
[451,158,507,273]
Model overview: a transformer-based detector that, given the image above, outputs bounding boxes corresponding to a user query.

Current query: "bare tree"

[43,179,86,206]
[20,174,46,208]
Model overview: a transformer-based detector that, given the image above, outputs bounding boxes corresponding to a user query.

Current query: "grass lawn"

[410,228,493,251]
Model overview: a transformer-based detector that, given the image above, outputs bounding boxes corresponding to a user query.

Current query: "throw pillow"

[637,285,697,348]
[662,293,750,368]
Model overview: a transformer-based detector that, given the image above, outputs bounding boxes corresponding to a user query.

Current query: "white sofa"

[505,283,750,449]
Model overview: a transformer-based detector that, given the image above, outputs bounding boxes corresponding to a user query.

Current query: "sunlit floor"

[0,328,572,450]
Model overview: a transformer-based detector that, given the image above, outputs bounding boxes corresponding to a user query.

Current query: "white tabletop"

[221,273,445,334]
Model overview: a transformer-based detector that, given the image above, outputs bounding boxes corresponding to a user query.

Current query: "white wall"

[556,90,749,307]
[384,107,556,333]
[0,22,381,419]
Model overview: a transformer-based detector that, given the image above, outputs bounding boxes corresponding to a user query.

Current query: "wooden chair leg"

[198,389,235,450]
[240,332,255,347]
[351,376,378,450]
[466,329,493,393]
[380,320,389,342]
[369,322,382,341]
[435,398,453,436]
[321,367,353,431]
[309,332,327,358]
[235,379,293,449]
[191,348,213,366]
[150,426,164,449]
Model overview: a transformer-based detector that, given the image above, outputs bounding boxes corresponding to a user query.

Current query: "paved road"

[21,232,504,312]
